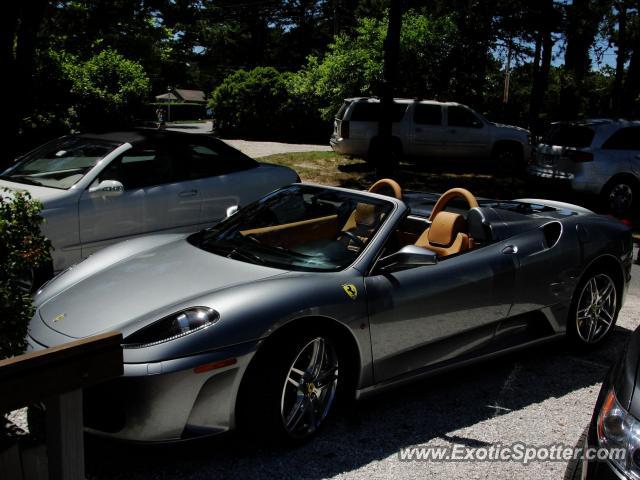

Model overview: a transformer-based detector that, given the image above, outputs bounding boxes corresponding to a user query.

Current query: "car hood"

[0,179,70,204]
[37,238,285,338]
[492,122,530,134]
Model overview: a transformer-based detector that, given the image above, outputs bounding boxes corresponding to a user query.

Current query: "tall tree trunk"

[613,2,628,115]
[1,1,48,160]
[375,0,403,177]
[623,36,640,116]
[528,0,555,134]
[529,29,554,134]
[0,4,21,157]
[561,0,608,119]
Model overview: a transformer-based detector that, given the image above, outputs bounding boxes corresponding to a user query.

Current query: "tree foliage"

[0,190,51,360]
[65,49,151,129]
[5,0,640,148]
[209,67,314,139]
[291,12,459,121]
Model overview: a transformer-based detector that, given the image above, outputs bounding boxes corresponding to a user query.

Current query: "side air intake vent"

[542,221,562,248]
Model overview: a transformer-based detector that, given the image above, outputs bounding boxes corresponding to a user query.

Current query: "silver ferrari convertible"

[27,179,633,443]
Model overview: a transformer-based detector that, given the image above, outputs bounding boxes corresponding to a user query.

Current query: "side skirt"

[355,333,565,400]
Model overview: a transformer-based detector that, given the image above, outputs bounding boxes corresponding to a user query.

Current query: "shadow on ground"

[335,157,617,218]
[85,326,631,480]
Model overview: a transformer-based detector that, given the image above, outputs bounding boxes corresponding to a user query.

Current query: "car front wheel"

[237,331,341,444]
[567,271,619,347]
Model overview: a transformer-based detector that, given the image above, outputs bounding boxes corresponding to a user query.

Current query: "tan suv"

[330,97,531,170]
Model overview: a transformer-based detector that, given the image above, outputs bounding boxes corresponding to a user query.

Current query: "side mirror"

[89,180,124,198]
[377,245,437,272]
[226,205,239,218]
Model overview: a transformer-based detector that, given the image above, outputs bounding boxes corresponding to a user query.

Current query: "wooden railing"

[0,332,123,480]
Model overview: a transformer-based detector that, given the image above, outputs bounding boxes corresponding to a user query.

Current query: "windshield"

[1,137,120,189]
[189,185,394,272]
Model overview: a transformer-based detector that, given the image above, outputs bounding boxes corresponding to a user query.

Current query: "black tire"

[564,426,588,480]
[236,328,346,446]
[601,176,639,216]
[567,268,620,348]
[493,144,524,176]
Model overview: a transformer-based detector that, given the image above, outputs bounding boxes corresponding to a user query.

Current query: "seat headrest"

[427,211,466,247]
[467,207,499,243]
[354,203,377,227]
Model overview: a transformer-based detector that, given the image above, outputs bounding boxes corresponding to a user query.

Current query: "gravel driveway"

[84,247,640,480]
[166,122,331,158]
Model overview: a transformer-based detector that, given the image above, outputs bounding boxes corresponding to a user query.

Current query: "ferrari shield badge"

[52,313,66,322]
[342,284,358,300]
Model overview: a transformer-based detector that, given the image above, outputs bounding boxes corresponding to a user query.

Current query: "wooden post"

[0,332,123,480]
[45,391,84,480]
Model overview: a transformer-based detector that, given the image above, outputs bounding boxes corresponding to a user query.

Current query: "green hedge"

[0,190,51,361]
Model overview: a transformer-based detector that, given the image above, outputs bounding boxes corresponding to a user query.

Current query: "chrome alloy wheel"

[280,337,339,438]
[608,183,634,212]
[576,273,617,344]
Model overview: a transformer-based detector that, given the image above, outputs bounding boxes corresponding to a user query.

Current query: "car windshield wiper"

[205,242,266,265]
[227,247,265,265]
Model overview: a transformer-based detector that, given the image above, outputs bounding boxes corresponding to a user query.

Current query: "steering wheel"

[336,231,366,248]
[429,188,479,221]
[368,178,403,200]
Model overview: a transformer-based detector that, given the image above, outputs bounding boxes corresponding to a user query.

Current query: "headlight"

[598,389,640,477]
[123,307,219,349]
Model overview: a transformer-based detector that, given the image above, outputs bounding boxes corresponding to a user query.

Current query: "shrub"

[209,67,308,139]
[0,190,51,360]
[66,48,151,130]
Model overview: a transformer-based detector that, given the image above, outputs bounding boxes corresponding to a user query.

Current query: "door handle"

[502,245,518,254]
[179,189,198,198]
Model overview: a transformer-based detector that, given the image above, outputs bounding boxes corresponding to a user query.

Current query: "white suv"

[527,119,640,214]
[330,98,531,169]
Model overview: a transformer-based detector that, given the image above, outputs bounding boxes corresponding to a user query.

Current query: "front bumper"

[28,334,257,442]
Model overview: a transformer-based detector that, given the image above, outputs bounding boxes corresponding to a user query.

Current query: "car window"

[602,127,640,150]
[1,137,119,190]
[542,124,595,148]
[191,185,394,272]
[447,106,483,128]
[98,143,173,189]
[336,101,351,120]
[174,138,258,180]
[349,102,408,122]
[414,104,442,125]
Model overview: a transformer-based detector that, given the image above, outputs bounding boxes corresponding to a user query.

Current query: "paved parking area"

[85,248,640,479]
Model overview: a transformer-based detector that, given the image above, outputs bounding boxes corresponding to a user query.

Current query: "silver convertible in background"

[27,179,633,443]
[0,129,298,273]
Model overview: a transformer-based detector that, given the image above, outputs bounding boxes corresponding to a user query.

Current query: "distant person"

[156,107,166,129]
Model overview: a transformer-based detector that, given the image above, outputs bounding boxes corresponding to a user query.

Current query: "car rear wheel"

[237,331,342,444]
[602,177,638,216]
[567,271,619,347]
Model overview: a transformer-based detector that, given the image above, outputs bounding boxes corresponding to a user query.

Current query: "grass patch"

[262,151,550,201]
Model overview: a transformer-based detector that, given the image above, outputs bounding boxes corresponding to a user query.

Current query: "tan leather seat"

[341,178,400,235]
[415,211,470,256]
